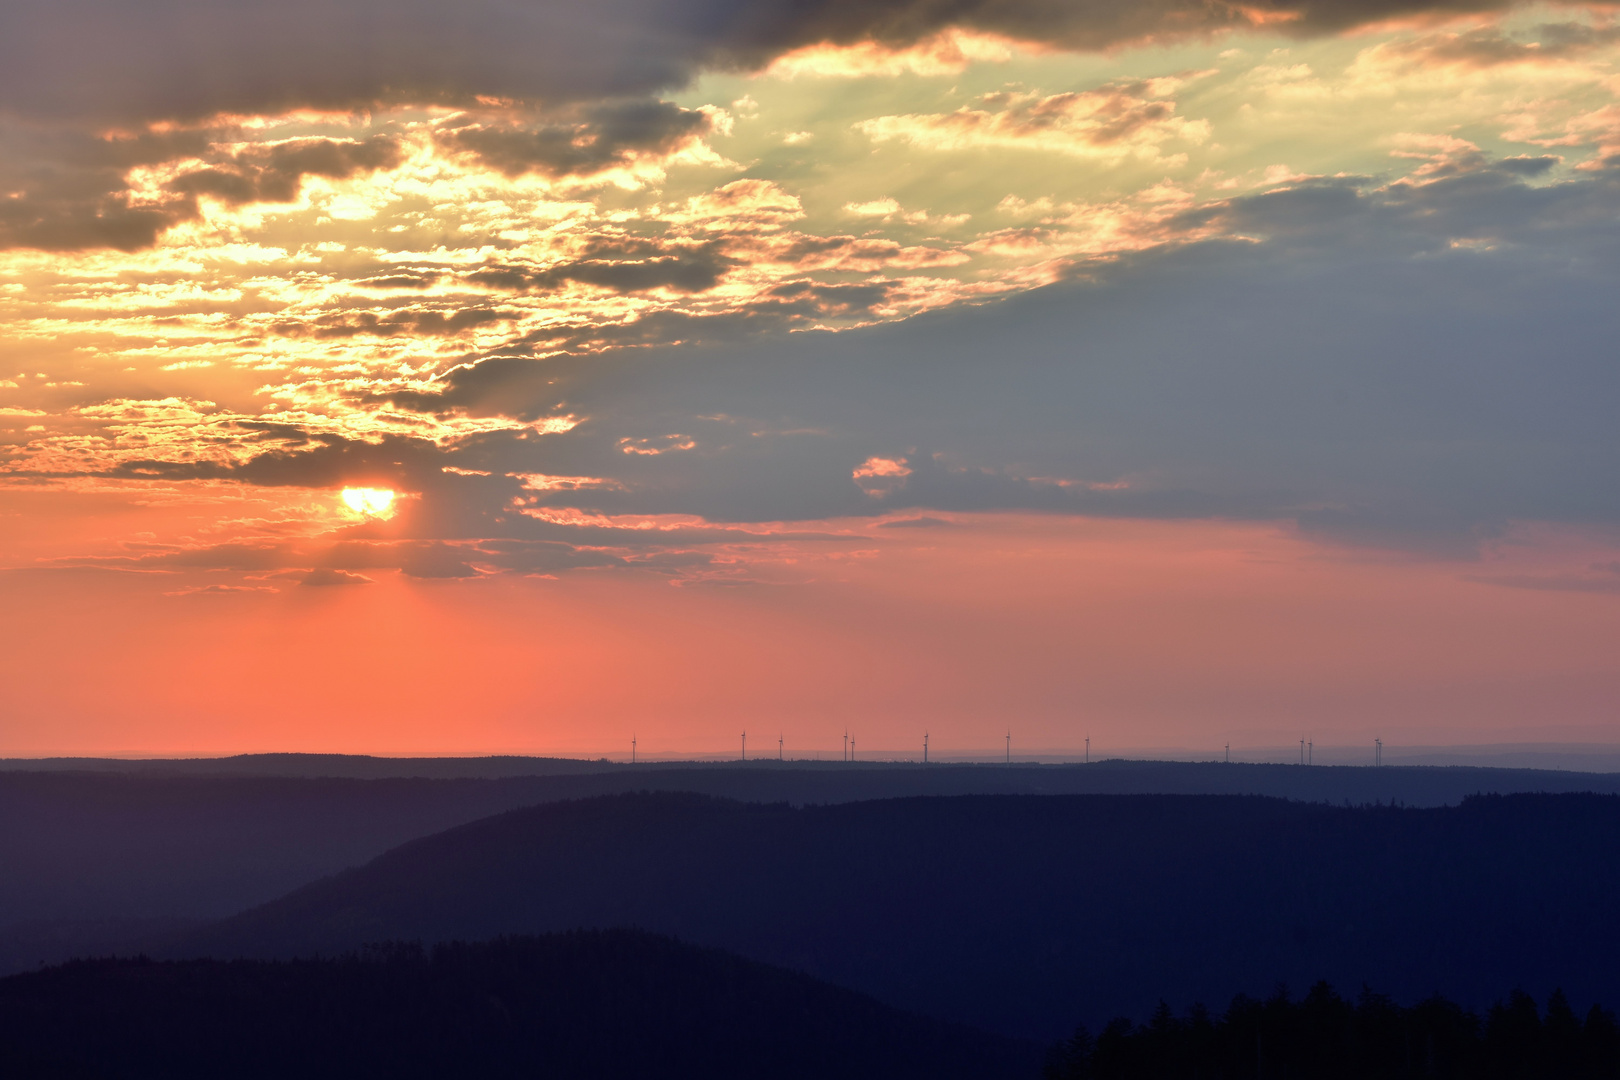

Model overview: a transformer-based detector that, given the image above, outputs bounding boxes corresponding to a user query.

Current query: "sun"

[341,487,396,516]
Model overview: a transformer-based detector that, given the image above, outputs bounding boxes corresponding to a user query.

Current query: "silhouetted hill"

[0,930,1037,1080]
[8,762,1620,971]
[174,792,1620,1042]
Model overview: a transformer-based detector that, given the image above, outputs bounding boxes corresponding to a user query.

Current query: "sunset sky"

[3,0,1619,757]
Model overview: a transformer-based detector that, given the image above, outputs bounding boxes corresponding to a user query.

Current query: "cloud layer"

[30,151,1609,565]
[1,0,1533,123]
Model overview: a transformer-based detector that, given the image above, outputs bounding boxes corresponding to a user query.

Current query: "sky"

[2,0,1619,757]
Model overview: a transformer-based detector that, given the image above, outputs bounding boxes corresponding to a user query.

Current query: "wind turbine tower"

[741,731,746,761]
[631,734,636,764]
[923,731,929,764]
[1005,730,1011,765]
[778,734,783,761]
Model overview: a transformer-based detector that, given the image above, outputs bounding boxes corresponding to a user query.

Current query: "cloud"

[300,568,374,586]
[877,516,954,528]
[14,131,1620,556]
[856,79,1212,163]
[436,100,719,180]
[0,0,1541,125]
[269,307,521,339]
[765,28,1017,78]
[166,135,403,205]
[332,150,1620,550]
[468,239,737,296]
[1369,22,1620,71]
[164,583,279,596]
[0,130,199,252]
[45,526,738,585]
[662,179,805,231]
[1464,572,1620,594]
[0,127,403,252]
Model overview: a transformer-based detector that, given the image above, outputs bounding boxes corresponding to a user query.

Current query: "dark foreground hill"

[174,791,1620,1042]
[0,930,1036,1080]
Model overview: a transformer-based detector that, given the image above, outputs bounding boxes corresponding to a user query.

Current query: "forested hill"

[174,791,1620,1042]
[0,930,1037,1080]
[9,762,1618,975]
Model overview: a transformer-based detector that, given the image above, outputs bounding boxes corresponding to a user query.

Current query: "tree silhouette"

[1051,983,1620,1079]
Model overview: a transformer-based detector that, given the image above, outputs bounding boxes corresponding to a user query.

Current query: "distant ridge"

[0,753,616,779]
[7,752,1620,797]
[0,929,1036,1080]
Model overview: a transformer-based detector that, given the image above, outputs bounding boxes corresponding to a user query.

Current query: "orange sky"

[6,508,1618,757]
[4,1,1620,756]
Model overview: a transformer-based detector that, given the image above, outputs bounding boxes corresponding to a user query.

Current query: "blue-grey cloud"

[367,155,1620,551]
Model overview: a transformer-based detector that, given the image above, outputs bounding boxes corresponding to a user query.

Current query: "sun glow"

[341,487,396,516]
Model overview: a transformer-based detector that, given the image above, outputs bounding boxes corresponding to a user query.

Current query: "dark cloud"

[270,307,520,339]
[1497,155,1559,176]
[0,126,205,251]
[167,135,402,205]
[0,0,1531,125]
[354,272,445,290]
[469,240,736,296]
[876,516,954,528]
[0,188,193,253]
[762,280,896,318]
[0,128,402,252]
[438,100,715,178]
[110,432,449,490]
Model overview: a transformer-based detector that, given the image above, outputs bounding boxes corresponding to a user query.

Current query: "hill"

[7,760,1618,916]
[0,930,1036,1080]
[9,761,1620,972]
[173,791,1620,1041]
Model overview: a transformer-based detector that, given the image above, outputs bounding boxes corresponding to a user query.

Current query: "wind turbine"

[631,733,636,764]
[778,734,783,761]
[741,730,746,761]
[1005,730,1011,765]
[923,731,929,764]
